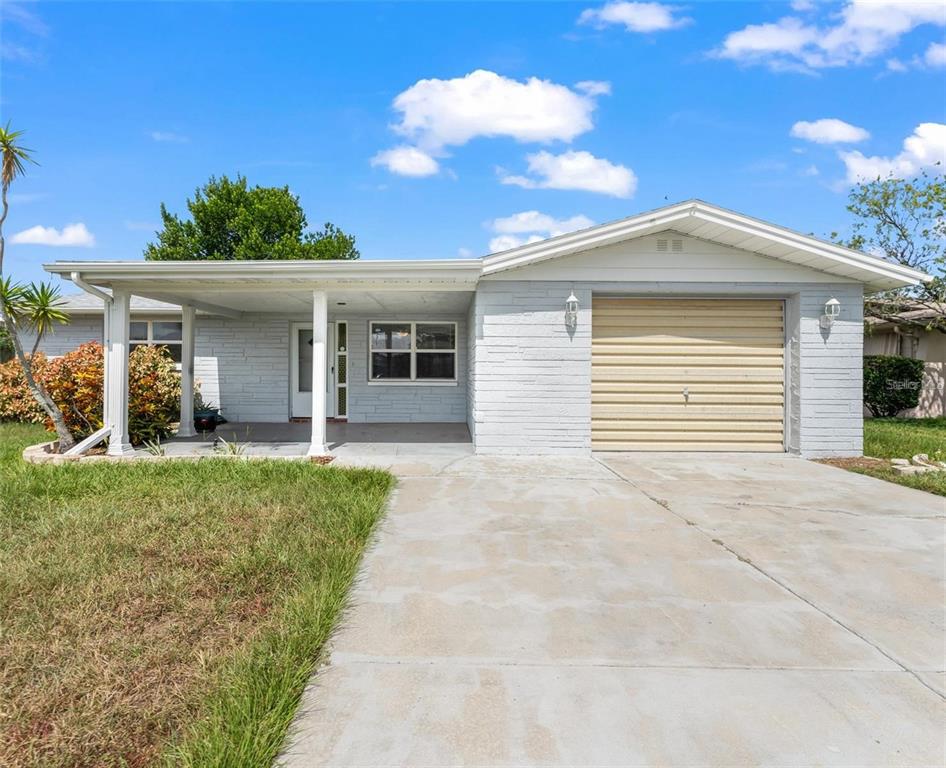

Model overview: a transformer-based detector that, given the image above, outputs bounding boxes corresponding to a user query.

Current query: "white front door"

[290,322,335,419]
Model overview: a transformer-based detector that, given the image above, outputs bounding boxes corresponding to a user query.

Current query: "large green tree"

[836,169,946,334]
[145,175,359,261]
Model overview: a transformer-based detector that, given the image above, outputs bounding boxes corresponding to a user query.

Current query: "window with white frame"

[369,321,456,382]
[129,320,183,362]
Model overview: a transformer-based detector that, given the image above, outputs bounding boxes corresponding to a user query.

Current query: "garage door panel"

[592,368,785,383]
[593,440,785,452]
[591,297,785,452]
[593,298,780,310]
[593,393,784,405]
[593,319,784,331]
[592,405,784,419]
[593,340,784,352]
[593,355,785,368]
[593,381,784,394]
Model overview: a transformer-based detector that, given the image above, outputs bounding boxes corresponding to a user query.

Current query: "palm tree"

[0,124,76,450]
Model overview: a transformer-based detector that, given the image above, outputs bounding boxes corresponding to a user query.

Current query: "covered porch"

[44,259,480,458]
[157,421,473,461]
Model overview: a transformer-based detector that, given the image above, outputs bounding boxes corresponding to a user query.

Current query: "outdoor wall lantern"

[565,291,580,328]
[820,297,841,330]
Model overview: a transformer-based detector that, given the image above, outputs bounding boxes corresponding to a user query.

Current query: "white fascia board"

[43,259,485,285]
[482,199,929,289]
[689,205,929,286]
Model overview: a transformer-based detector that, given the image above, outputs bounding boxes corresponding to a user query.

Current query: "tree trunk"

[0,305,76,451]
[0,181,77,452]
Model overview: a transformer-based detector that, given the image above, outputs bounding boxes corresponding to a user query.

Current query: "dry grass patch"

[0,423,392,767]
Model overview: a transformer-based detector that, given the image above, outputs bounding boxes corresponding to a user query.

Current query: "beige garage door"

[592,298,785,452]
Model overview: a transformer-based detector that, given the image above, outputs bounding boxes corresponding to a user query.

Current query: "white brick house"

[38,201,927,458]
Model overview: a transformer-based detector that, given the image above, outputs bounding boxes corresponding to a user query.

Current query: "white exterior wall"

[470,282,593,455]
[793,284,864,457]
[471,279,864,457]
[20,316,103,356]
[194,315,290,422]
[28,311,471,425]
[339,314,468,423]
[466,300,477,444]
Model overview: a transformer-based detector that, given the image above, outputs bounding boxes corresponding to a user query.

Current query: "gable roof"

[481,200,928,292]
[44,200,928,297]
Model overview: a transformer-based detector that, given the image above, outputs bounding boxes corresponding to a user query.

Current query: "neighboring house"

[37,200,926,458]
[864,306,946,418]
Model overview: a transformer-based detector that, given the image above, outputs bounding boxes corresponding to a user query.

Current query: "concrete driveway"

[281,453,945,767]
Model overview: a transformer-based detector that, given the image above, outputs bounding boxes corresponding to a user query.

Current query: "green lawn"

[832,417,946,497]
[0,423,393,768]
[864,417,946,461]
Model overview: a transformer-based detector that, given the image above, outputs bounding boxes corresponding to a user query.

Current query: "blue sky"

[2,0,945,286]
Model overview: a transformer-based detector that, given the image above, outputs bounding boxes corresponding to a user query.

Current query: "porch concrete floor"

[153,421,473,465]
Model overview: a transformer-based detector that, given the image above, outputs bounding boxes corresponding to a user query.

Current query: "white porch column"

[106,289,134,456]
[102,305,111,428]
[177,304,196,437]
[308,290,328,456]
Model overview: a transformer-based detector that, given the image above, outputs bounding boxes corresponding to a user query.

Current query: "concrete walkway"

[280,454,946,767]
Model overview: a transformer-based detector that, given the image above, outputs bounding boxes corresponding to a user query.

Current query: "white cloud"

[500,150,636,198]
[801,164,820,176]
[487,210,595,252]
[838,122,946,183]
[926,42,946,67]
[0,2,48,63]
[575,80,612,96]
[578,2,691,33]
[886,57,908,72]
[11,222,95,247]
[150,131,189,143]
[8,192,45,204]
[457,247,473,258]
[1,3,49,36]
[790,118,870,144]
[389,70,604,152]
[488,234,542,252]
[370,146,439,177]
[715,1,946,72]
[491,211,595,235]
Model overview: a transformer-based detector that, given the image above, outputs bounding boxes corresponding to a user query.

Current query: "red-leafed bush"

[0,342,181,444]
[0,353,48,424]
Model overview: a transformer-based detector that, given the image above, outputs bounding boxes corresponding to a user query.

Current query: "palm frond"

[0,276,27,322]
[0,122,38,189]
[21,281,69,336]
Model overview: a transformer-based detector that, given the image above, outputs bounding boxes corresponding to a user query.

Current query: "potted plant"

[193,390,219,433]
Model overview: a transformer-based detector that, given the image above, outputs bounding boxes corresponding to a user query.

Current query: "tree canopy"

[144,175,359,261]
[836,168,945,334]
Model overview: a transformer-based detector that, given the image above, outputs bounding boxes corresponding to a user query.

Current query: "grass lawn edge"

[159,480,394,768]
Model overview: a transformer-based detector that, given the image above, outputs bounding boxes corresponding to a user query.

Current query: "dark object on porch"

[194,408,219,433]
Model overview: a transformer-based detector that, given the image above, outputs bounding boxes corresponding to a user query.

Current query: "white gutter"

[69,271,113,304]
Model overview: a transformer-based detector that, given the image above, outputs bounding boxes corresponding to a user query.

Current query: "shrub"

[863,355,926,418]
[0,342,181,444]
[0,353,47,424]
[0,325,13,363]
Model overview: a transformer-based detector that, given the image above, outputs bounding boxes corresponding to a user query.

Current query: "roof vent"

[671,239,684,252]
[656,238,668,252]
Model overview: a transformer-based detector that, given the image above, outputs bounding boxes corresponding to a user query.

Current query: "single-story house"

[864,305,945,418]
[36,200,927,458]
